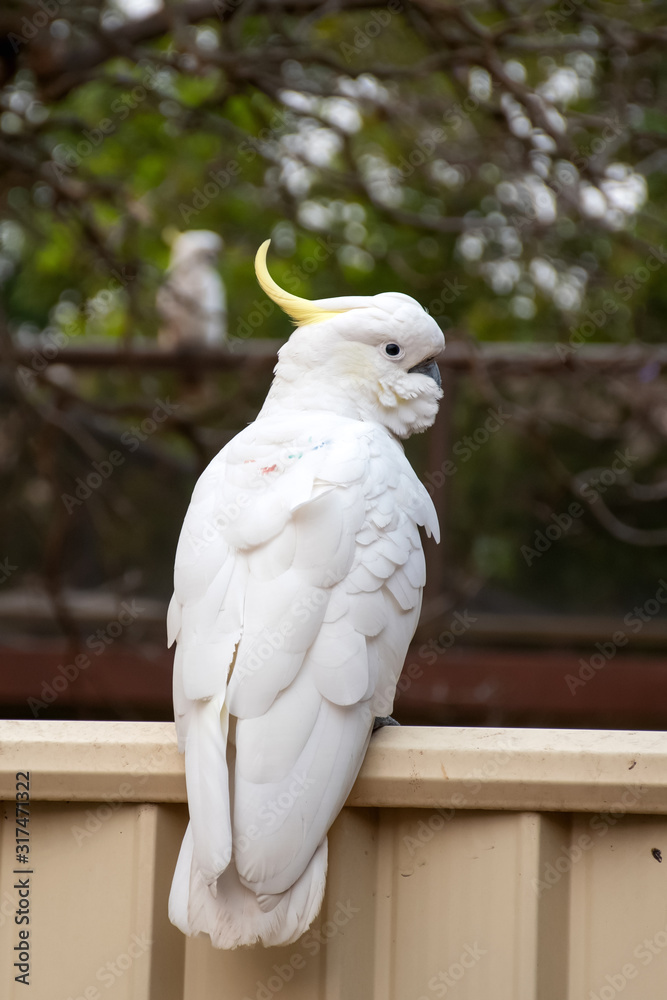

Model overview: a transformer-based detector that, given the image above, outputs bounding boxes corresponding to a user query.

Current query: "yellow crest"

[254,240,345,327]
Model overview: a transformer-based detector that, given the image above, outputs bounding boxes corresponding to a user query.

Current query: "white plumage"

[157,230,227,348]
[168,240,445,948]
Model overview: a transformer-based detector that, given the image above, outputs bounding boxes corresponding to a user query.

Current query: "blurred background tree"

[2,0,667,726]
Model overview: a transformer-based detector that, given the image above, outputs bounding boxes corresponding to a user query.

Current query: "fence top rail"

[1,720,666,814]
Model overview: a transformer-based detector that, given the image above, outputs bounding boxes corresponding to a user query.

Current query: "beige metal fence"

[1,721,666,1000]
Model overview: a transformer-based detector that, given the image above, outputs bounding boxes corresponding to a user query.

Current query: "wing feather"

[184,696,232,886]
[234,690,373,894]
[171,413,439,946]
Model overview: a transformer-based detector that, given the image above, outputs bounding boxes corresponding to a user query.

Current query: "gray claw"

[373,715,401,732]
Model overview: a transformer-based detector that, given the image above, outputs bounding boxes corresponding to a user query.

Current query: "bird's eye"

[384,343,402,358]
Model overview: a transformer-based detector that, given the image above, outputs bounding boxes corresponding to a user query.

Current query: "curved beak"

[408,357,442,388]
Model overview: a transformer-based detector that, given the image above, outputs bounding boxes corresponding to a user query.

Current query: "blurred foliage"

[1,0,667,623]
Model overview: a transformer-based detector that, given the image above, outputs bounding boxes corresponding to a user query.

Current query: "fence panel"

[1,721,666,999]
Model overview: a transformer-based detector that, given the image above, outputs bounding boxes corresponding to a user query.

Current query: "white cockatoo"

[157,230,227,348]
[167,240,445,949]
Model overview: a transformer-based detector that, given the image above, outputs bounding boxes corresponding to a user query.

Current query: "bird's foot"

[373,715,400,732]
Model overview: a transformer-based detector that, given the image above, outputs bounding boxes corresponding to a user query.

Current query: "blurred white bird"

[168,240,444,948]
[157,230,227,349]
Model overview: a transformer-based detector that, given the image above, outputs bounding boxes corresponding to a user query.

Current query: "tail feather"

[184,697,232,886]
[169,822,328,949]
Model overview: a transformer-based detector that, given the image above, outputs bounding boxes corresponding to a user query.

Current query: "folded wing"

[169,414,438,945]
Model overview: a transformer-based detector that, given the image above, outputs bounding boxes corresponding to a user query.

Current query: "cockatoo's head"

[256,240,445,438]
[169,230,223,270]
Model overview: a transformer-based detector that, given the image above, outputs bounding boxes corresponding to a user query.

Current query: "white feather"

[169,256,444,948]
